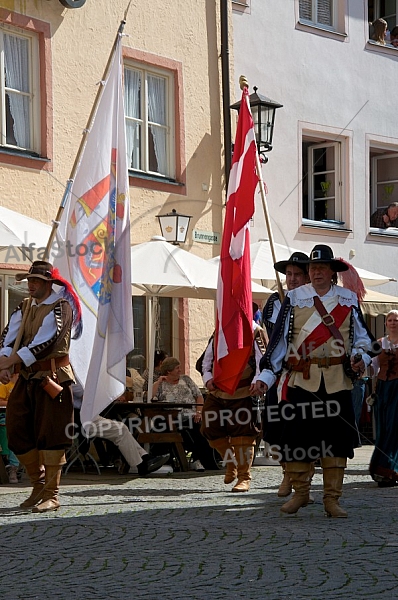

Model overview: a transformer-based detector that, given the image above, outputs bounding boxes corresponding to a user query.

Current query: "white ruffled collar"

[288,284,358,308]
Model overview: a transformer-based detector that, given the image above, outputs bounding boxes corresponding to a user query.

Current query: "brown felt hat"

[15,261,64,285]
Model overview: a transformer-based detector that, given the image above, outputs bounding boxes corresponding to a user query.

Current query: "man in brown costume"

[0,261,82,513]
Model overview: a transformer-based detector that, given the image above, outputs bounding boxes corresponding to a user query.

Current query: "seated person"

[143,350,168,394]
[370,202,398,228]
[152,357,211,472]
[73,383,169,476]
[126,367,145,400]
[0,376,19,484]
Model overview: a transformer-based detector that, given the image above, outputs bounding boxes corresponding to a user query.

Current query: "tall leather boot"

[280,462,312,515]
[209,438,237,484]
[32,450,66,513]
[277,462,292,497]
[230,436,256,492]
[16,449,45,508]
[321,457,348,518]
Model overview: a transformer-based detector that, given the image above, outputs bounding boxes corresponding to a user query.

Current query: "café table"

[107,401,199,472]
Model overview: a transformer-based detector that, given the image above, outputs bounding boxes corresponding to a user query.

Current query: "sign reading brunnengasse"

[193,229,220,245]
[59,0,87,7]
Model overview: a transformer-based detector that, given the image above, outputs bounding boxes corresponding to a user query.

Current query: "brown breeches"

[200,394,261,441]
[6,377,73,455]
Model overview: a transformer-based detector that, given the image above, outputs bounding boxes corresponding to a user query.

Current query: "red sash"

[296,302,351,358]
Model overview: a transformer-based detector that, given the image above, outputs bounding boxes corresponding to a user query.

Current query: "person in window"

[390,25,398,47]
[370,202,398,228]
[371,18,387,44]
[152,357,209,472]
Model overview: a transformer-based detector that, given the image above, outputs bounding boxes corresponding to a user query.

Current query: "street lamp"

[156,208,192,245]
[230,86,283,162]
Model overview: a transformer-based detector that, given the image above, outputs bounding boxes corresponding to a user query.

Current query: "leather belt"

[15,355,70,374]
[285,356,345,380]
[236,376,253,389]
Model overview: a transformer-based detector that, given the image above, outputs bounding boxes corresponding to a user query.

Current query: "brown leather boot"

[277,462,292,497]
[209,438,237,484]
[280,462,312,515]
[321,457,348,518]
[32,450,66,513]
[230,436,256,492]
[17,449,45,508]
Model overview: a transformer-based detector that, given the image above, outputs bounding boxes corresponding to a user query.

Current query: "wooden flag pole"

[44,3,132,259]
[239,75,284,299]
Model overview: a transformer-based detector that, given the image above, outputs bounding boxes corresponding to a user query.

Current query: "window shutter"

[299,0,312,20]
[317,0,333,26]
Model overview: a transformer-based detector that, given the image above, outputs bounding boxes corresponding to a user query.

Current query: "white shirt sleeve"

[257,306,292,389]
[202,341,214,385]
[16,310,58,367]
[352,310,373,367]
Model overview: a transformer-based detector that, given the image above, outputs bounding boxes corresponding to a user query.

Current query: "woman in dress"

[369,310,398,486]
[152,357,211,471]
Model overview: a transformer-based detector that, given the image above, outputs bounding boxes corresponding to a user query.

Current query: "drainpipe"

[220,0,232,189]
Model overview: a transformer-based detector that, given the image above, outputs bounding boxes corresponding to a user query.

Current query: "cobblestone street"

[1,446,397,600]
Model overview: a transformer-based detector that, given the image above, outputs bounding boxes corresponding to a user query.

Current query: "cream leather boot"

[230,436,256,492]
[32,450,66,513]
[277,462,292,497]
[209,437,237,484]
[280,462,312,515]
[321,457,348,518]
[17,449,45,508]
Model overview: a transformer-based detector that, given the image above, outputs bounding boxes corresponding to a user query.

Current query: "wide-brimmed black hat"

[274,252,309,275]
[15,261,65,285]
[308,245,348,272]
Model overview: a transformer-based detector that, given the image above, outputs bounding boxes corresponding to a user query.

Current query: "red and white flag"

[54,36,134,423]
[213,87,258,394]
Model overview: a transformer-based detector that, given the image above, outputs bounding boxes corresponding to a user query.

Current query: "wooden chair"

[135,407,189,472]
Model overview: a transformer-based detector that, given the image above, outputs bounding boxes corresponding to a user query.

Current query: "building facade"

[232,0,398,336]
[0,0,229,379]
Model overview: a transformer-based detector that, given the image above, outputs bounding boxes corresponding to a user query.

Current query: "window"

[0,13,52,170]
[369,0,398,34]
[299,0,334,29]
[124,63,174,179]
[0,273,28,331]
[127,297,173,374]
[302,137,345,225]
[369,148,398,229]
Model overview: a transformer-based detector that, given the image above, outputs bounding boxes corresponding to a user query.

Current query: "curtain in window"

[317,0,332,25]
[299,0,312,20]
[3,34,30,149]
[299,0,332,25]
[124,68,141,170]
[148,74,167,175]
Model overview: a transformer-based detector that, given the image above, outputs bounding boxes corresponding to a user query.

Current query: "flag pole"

[44,4,132,258]
[239,76,284,299]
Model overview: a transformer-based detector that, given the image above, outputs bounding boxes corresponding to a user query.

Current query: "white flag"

[53,36,134,424]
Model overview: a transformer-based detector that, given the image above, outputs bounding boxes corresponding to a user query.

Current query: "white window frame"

[371,152,398,213]
[124,61,175,180]
[299,0,337,31]
[307,141,342,221]
[0,25,40,154]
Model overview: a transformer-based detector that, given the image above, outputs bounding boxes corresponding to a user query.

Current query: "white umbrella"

[210,240,396,288]
[131,236,272,397]
[0,206,51,264]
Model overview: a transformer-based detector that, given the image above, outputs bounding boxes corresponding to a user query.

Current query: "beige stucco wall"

[0,0,231,379]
